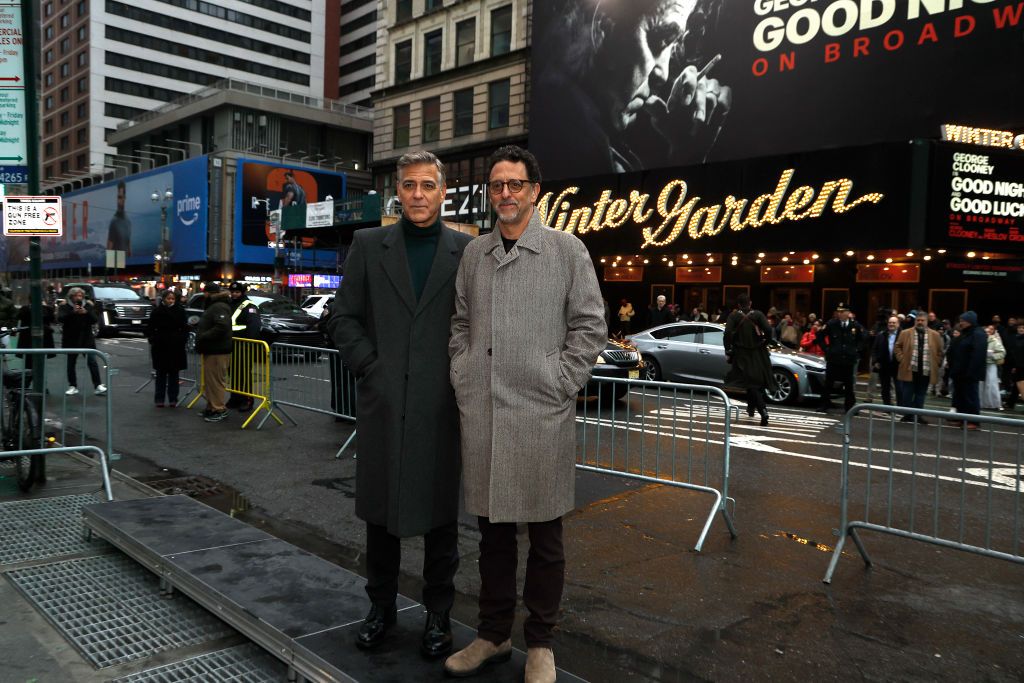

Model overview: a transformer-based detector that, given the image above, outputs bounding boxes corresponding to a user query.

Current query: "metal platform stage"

[82,495,587,683]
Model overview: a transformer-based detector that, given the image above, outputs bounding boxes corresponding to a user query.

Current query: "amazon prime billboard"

[2,156,209,270]
[530,0,1024,180]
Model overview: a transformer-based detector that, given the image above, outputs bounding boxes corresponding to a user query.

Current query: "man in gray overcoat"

[329,150,472,658]
[444,146,607,683]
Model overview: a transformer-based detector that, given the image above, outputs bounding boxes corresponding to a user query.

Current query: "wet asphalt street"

[12,334,1024,682]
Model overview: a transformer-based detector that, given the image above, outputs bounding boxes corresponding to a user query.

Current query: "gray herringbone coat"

[449,210,607,523]
[328,221,473,537]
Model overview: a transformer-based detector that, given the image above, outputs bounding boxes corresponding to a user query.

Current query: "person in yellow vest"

[227,282,260,411]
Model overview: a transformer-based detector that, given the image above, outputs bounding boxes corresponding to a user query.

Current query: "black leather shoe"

[421,610,452,659]
[356,603,396,650]
[760,413,769,426]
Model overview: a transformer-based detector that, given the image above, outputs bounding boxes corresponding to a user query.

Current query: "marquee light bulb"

[833,257,840,262]
[845,250,854,256]
[885,258,893,263]
[803,259,810,265]
[905,251,914,257]
[781,256,789,262]
[937,249,947,254]
[967,251,976,258]
[923,255,932,261]
[757,252,766,258]
[667,260,674,267]
[755,258,762,264]
[866,254,875,260]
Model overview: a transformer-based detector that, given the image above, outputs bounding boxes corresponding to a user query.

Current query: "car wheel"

[185,331,197,353]
[642,356,661,382]
[766,369,796,404]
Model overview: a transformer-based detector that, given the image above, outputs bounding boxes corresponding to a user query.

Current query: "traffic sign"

[0,2,27,184]
[2,195,62,236]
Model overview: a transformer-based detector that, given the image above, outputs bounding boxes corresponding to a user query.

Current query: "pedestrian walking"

[146,290,188,408]
[816,303,864,413]
[195,283,232,422]
[57,287,106,396]
[894,312,942,422]
[947,311,987,429]
[723,294,776,426]
[445,145,606,683]
[982,324,1007,410]
[871,316,900,405]
[329,150,472,659]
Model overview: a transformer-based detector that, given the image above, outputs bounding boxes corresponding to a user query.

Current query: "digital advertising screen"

[530,0,1024,181]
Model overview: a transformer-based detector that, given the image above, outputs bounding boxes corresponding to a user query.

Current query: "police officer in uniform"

[227,282,260,410]
[817,303,865,413]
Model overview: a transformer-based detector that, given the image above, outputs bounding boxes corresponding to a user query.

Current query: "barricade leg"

[336,429,356,459]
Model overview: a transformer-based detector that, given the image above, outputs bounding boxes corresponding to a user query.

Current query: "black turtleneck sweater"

[402,216,441,301]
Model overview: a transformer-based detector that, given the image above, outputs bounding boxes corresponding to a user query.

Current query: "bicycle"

[0,327,43,492]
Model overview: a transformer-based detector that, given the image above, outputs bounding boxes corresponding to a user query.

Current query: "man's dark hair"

[284,171,294,179]
[736,293,751,310]
[486,145,542,183]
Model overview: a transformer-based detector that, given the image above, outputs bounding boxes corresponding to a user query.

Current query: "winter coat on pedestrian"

[894,326,943,384]
[817,318,865,366]
[195,292,232,356]
[57,300,98,348]
[1009,332,1024,371]
[947,314,987,383]
[147,300,188,372]
[329,219,472,537]
[723,308,777,391]
[449,211,606,523]
[800,329,824,356]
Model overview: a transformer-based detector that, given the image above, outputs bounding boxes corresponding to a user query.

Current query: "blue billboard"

[3,156,209,270]
[234,159,346,266]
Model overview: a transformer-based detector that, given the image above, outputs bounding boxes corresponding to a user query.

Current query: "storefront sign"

[928,143,1024,251]
[942,124,1024,151]
[288,273,312,287]
[760,265,815,283]
[536,144,907,254]
[856,263,920,283]
[242,275,273,284]
[946,261,1024,282]
[603,266,644,282]
[675,266,722,284]
[531,1,1024,181]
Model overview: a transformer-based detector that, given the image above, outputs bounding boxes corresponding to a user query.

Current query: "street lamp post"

[152,188,174,285]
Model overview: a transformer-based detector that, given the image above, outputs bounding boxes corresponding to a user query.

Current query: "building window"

[77,25,86,41]
[77,76,87,93]
[77,128,86,143]
[60,12,69,28]
[394,40,411,84]
[77,51,87,66]
[453,87,473,137]
[78,0,87,17]
[45,26,54,40]
[488,79,510,129]
[491,5,512,56]
[423,29,442,77]
[45,49,53,64]
[425,0,442,11]
[59,86,68,103]
[422,96,440,143]
[44,2,53,17]
[45,72,54,86]
[77,154,87,169]
[60,111,69,126]
[45,165,53,178]
[59,136,69,152]
[60,37,70,54]
[44,119,53,134]
[45,142,53,156]
[396,0,412,22]
[44,96,53,111]
[393,104,410,149]
[456,18,475,67]
[59,62,69,77]
[76,102,86,118]
[60,160,69,174]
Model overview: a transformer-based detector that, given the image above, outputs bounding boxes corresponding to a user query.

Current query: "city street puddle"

[772,531,836,553]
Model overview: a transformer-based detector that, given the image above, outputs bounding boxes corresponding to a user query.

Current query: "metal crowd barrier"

[577,377,738,552]
[267,342,357,458]
[134,343,199,405]
[186,338,283,429]
[823,403,1024,583]
[0,347,114,501]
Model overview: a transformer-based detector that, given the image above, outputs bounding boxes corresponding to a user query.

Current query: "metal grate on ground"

[0,493,111,566]
[110,643,287,683]
[7,553,238,668]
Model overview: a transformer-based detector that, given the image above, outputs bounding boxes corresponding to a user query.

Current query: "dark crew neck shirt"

[501,236,517,253]
[402,216,441,301]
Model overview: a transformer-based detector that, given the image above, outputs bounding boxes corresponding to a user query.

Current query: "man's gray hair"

[397,150,446,186]
[67,287,86,298]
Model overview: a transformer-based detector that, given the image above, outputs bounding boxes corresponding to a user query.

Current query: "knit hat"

[906,310,917,320]
[959,310,978,326]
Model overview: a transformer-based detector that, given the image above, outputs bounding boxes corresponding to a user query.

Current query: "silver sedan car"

[628,322,827,404]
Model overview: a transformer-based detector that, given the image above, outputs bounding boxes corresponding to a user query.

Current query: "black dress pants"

[822,362,857,411]
[878,362,898,405]
[364,521,458,614]
[477,516,564,648]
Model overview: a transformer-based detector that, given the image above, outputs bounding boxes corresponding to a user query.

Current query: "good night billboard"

[530,0,1024,180]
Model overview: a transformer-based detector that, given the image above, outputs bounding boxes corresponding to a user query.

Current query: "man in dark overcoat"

[723,293,776,425]
[329,150,472,658]
[947,310,988,429]
[817,303,865,413]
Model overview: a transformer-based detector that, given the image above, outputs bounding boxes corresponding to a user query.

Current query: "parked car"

[584,339,644,401]
[185,292,326,352]
[628,322,827,404]
[300,294,334,320]
[57,283,152,337]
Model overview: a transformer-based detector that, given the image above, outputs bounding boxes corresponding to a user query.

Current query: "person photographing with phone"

[58,287,106,396]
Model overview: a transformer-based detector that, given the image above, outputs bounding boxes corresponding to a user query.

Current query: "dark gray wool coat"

[329,220,472,537]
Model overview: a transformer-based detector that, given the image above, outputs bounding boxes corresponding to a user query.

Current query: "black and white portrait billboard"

[530,0,1024,181]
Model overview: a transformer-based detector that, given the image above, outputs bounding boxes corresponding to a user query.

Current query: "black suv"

[58,283,152,337]
[185,292,326,350]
